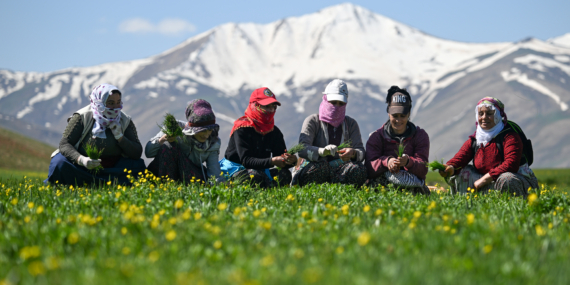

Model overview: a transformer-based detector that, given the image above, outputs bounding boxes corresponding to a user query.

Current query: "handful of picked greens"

[284,143,305,155]
[84,141,104,174]
[338,140,352,150]
[427,159,447,172]
[159,113,184,140]
[394,142,406,158]
[276,143,305,170]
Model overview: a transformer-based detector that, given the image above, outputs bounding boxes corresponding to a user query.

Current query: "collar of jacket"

[382,121,417,143]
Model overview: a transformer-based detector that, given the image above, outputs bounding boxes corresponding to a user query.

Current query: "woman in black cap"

[365,86,430,194]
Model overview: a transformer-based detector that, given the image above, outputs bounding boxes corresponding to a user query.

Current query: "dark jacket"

[365,122,430,180]
[224,126,288,170]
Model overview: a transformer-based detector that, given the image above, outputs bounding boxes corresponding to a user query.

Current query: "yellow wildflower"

[166,230,177,241]
[357,232,371,246]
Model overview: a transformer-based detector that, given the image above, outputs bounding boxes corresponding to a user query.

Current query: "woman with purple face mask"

[45,83,145,186]
[292,79,367,187]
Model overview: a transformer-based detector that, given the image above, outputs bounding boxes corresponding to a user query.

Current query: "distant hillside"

[0,127,55,172]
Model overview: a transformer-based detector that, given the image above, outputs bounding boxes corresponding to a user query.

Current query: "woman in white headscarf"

[439,97,538,196]
[45,83,145,185]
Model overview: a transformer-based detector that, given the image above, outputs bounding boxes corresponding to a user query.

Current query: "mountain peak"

[548,33,570,48]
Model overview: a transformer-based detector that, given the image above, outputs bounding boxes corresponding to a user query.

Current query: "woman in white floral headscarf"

[45,83,145,186]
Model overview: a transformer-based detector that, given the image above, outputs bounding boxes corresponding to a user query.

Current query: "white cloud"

[119,18,196,36]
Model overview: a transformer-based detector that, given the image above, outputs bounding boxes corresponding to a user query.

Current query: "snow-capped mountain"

[1,3,569,167]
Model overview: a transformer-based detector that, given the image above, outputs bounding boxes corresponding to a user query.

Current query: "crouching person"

[365,86,430,194]
[146,99,225,184]
[223,87,296,188]
[45,84,145,186]
[439,97,538,197]
[293,79,367,187]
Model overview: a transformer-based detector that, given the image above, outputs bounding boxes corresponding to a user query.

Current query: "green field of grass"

[1,171,570,284]
[0,127,55,172]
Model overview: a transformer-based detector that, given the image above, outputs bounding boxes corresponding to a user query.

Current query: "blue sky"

[1,0,568,72]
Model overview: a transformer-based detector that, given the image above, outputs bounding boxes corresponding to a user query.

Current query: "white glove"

[318,144,338,157]
[77,155,101,170]
[110,122,123,140]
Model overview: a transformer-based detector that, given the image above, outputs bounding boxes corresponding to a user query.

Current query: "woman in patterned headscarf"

[223,87,296,188]
[293,79,367,187]
[45,83,145,186]
[146,99,225,184]
[439,97,538,196]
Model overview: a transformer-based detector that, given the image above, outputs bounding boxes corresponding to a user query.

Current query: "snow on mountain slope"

[139,4,509,101]
[548,33,570,48]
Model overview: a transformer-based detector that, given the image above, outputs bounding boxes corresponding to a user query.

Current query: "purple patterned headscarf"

[90,83,122,139]
[318,95,346,127]
[183,99,219,136]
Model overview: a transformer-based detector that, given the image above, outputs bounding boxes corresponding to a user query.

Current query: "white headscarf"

[90,84,122,139]
[474,103,504,147]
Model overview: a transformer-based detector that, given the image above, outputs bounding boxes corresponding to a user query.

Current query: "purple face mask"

[318,95,346,127]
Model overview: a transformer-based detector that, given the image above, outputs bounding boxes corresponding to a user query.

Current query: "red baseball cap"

[249,87,281,106]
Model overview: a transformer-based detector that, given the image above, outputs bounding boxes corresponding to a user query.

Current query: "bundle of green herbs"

[394,142,406,158]
[285,143,305,155]
[83,141,104,174]
[427,160,447,172]
[159,113,184,140]
[338,140,352,150]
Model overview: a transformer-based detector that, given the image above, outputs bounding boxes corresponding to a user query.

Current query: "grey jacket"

[145,120,225,182]
[298,114,365,163]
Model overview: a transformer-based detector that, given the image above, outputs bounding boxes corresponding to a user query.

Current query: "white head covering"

[90,83,122,139]
[474,103,503,146]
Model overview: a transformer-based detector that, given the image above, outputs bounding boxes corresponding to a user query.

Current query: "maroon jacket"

[446,132,522,180]
[365,124,430,180]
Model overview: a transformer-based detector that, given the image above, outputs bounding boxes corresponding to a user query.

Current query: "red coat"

[446,132,522,180]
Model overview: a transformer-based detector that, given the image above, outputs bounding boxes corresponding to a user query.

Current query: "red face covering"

[230,102,275,136]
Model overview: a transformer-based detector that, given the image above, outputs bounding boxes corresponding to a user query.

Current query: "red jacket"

[365,124,430,180]
[446,132,522,180]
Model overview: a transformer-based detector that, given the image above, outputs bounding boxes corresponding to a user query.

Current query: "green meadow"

[1,170,570,285]
[2,127,570,284]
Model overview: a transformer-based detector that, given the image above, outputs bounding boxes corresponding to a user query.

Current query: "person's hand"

[398,154,409,168]
[159,134,176,145]
[77,155,101,170]
[338,148,355,162]
[110,122,123,141]
[281,153,297,166]
[319,144,338,157]
[474,173,493,190]
[271,156,287,168]
[388,157,400,174]
[439,164,454,178]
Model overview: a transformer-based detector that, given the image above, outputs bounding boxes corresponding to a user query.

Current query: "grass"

[1,170,570,284]
[0,127,55,172]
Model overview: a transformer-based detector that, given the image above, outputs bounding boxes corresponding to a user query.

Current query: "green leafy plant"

[394,142,406,158]
[285,143,305,155]
[83,141,104,174]
[158,113,184,140]
[427,160,447,172]
[338,140,352,150]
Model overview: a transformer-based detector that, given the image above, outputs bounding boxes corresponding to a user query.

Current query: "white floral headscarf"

[90,83,122,139]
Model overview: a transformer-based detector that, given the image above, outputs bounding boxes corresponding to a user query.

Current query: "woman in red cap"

[365,86,430,194]
[439,97,538,196]
[224,87,297,188]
